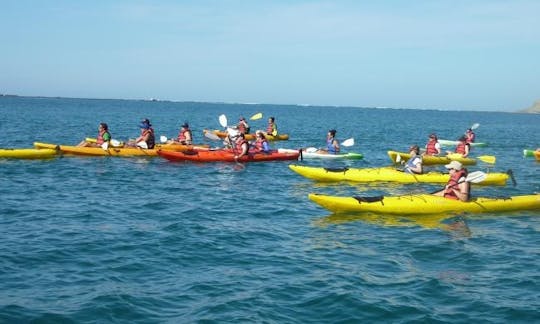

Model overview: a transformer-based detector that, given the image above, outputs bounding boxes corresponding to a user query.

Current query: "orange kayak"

[158,148,300,162]
[34,142,209,157]
[203,129,289,141]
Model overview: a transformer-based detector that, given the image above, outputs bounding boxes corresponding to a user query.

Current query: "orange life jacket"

[444,169,468,200]
[425,139,439,155]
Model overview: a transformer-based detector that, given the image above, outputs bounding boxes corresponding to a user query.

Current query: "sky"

[1,0,539,111]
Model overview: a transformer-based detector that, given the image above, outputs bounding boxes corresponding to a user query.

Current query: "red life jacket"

[254,138,267,151]
[455,141,468,154]
[444,169,468,200]
[96,129,109,145]
[425,139,439,155]
[267,122,275,134]
[177,129,192,143]
[236,139,249,153]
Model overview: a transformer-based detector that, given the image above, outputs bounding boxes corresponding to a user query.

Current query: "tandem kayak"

[0,148,57,159]
[388,150,482,165]
[34,142,209,157]
[203,129,289,141]
[278,148,363,160]
[158,148,300,163]
[308,193,540,215]
[438,139,487,147]
[289,165,510,185]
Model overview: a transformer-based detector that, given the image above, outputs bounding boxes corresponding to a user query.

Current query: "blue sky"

[1,1,539,111]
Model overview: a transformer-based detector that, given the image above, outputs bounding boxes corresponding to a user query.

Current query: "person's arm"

[463,144,470,157]
[186,132,192,144]
[449,181,469,201]
[435,143,441,155]
[333,139,340,152]
[262,141,270,152]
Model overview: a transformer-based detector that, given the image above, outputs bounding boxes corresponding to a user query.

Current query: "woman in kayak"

[253,131,270,153]
[234,133,250,161]
[433,161,470,202]
[126,118,155,149]
[465,128,476,143]
[266,117,278,137]
[320,129,340,154]
[447,135,470,157]
[78,122,112,147]
[175,122,193,145]
[404,145,423,174]
[424,133,441,156]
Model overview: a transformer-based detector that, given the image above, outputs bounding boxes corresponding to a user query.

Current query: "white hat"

[445,160,463,171]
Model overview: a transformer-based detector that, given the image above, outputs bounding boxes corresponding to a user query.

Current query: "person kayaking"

[433,160,470,202]
[78,122,111,147]
[447,135,470,157]
[237,117,250,134]
[234,133,250,161]
[319,129,340,154]
[465,128,476,143]
[424,133,441,156]
[404,145,423,174]
[253,130,270,153]
[126,118,155,149]
[175,122,193,145]
[266,117,278,137]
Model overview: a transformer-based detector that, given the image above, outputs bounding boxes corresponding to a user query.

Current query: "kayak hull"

[289,165,509,185]
[34,142,209,157]
[278,148,363,160]
[158,148,300,162]
[0,148,57,159]
[204,129,289,141]
[309,193,540,215]
[439,139,487,147]
[388,150,477,165]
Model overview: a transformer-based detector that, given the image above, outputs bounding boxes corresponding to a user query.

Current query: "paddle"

[250,112,263,120]
[341,138,354,147]
[447,153,496,164]
[204,131,221,141]
[219,114,228,128]
[160,135,168,143]
[470,123,480,130]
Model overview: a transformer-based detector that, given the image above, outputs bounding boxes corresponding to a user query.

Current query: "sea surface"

[1,96,539,323]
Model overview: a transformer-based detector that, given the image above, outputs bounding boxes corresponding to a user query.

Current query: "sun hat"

[445,160,463,171]
[139,118,151,129]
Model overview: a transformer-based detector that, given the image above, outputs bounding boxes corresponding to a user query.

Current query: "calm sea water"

[1,96,539,323]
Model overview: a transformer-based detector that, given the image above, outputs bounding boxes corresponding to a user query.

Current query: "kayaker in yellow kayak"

[126,118,155,149]
[78,122,111,147]
[424,133,441,156]
[237,117,250,134]
[403,145,423,174]
[432,161,470,202]
[265,117,278,137]
[446,135,470,158]
[465,128,476,143]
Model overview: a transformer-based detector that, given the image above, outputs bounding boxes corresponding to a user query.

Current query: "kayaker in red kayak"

[78,122,111,147]
[424,133,441,156]
[432,161,470,202]
[234,133,250,161]
[253,131,270,153]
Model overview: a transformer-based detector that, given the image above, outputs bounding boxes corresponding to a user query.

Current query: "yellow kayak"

[289,165,509,185]
[0,148,57,159]
[203,129,289,141]
[309,193,540,215]
[388,150,480,165]
[33,142,209,157]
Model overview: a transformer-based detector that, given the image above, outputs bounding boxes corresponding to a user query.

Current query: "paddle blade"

[396,154,402,163]
[160,135,168,143]
[305,147,318,153]
[219,114,228,128]
[110,139,122,147]
[341,138,354,147]
[478,155,496,164]
[204,131,221,141]
[137,142,148,149]
[465,171,487,183]
[250,112,263,120]
[470,123,480,130]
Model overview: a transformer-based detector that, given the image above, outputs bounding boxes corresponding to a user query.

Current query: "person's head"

[445,160,463,172]
[99,123,108,131]
[429,133,437,140]
[269,117,275,123]
[181,122,189,129]
[139,118,151,129]
[239,116,245,121]
[409,145,420,154]
[328,129,336,137]
[466,128,473,133]
[256,130,265,139]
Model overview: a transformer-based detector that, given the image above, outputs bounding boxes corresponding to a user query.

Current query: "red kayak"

[157,148,300,163]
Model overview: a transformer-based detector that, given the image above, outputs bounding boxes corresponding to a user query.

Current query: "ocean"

[1,96,539,323]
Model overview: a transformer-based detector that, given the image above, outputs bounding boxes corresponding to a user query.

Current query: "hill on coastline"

[519,100,540,113]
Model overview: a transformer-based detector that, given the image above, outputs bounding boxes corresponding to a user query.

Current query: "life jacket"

[455,141,469,154]
[235,139,249,153]
[267,122,277,136]
[254,138,269,152]
[425,139,439,155]
[141,128,155,149]
[177,129,192,144]
[466,131,475,143]
[444,169,468,200]
[96,129,110,145]
[327,137,338,154]
[405,155,422,174]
